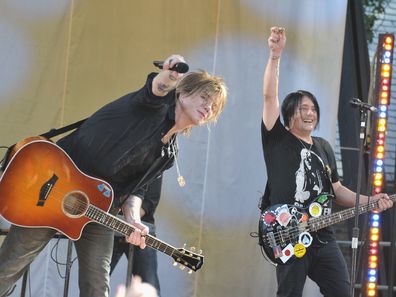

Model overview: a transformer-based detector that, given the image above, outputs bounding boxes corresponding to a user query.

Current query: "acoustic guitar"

[0,139,203,272]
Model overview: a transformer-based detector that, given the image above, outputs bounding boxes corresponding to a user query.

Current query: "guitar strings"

[266,212,348,244]
[264,199,386,245]
[265,224,307,245]
[29,197,195,260]
[0,143,202,270]
[0,174,193,258]
[267,216,340,244]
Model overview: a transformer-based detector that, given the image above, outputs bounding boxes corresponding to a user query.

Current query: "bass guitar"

[259,193,395,266]
[0,139,203,272]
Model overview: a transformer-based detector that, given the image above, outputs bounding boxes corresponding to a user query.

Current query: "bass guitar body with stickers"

[259,193,396,266]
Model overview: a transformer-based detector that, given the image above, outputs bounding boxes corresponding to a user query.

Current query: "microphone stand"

[126,245,135,286]
[349,107,369,297]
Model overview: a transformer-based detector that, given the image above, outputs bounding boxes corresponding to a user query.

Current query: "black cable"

[5,285,16,296]
[51,238,65,278]
[50,238,77,279]
[28,269,31,297]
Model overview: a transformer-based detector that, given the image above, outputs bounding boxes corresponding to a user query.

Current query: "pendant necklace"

[161,136,185,187]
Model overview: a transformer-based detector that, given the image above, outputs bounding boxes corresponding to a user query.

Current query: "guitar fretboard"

[308,194,396,232]
[85,205,179,257]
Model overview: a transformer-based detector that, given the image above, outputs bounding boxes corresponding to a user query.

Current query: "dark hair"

[281,90,320,128]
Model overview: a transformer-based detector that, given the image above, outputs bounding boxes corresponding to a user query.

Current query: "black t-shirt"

[57,73,175,215]
[261,117,339,242]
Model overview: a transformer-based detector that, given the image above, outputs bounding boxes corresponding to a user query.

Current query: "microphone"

[153,60,189,73]
[350,98,378,112]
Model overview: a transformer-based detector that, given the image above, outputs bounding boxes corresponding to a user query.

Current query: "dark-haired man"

[260,27,392,297]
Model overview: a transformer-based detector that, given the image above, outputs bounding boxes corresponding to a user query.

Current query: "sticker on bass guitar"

[294,243,306,258]
[261,211,277,226]
[289,207,300,222]
[316,194,329,204]
[298,231,313,247]
[279,243,294,263]
[276,205,292,227]
[300,212,309,222]
[308,202,322,218]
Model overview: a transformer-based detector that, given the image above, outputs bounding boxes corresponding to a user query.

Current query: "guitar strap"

[312,137,336,197]
[258,182,271,212]
[0,118,87,171]
[39,118,88,139]
[117,143,176,213]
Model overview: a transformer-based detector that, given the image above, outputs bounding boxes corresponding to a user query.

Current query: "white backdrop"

[0,1,347,296]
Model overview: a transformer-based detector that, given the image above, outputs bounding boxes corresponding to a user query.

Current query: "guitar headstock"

[172,245,204,273]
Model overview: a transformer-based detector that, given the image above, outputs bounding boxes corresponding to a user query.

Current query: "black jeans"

[276,240,350,297]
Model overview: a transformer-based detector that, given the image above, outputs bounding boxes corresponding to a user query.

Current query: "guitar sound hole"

[62,191,89,218]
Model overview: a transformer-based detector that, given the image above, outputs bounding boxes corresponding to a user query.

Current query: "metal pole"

[387,200,396,297]
[19,270,28,297]
[126,245,134,287]
[349,108,369,297]
[63,239,73,297]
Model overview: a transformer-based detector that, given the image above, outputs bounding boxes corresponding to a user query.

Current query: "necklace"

[161,136,185,187]
[297,137,313,153]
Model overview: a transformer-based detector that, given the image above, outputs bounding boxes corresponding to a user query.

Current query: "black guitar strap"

[312,137,336,197]
[0,118,87,172]
[39,118,87,139]
[258,182,271,212]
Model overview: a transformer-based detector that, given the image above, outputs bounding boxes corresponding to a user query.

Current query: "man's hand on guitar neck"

[121,195,149,249]
[371,192,393,212]
[333,181,393,212]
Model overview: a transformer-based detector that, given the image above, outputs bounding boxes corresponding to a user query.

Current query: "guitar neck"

[308,194,396,232]
[85,204,178,256]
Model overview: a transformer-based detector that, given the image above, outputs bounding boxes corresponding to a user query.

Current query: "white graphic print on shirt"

[294,148,326,204]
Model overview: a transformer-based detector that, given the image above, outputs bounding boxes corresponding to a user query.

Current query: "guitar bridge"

[37,174,58,206]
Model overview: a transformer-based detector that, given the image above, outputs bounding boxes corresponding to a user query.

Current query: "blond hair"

[176,70,228,129]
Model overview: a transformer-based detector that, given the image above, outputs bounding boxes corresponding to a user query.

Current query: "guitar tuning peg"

[173,261,178,267]
[188,269,193,274]
[179,265,185,271]
[183,243,187,249]
[198,249,203,254]
[190,246,196,252]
